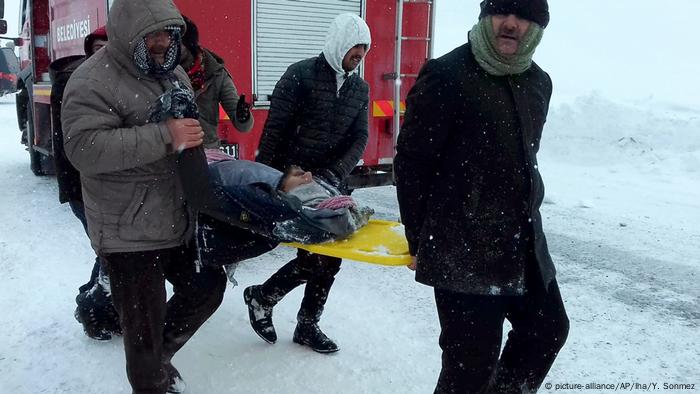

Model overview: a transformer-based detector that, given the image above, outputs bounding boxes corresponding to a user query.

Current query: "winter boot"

[243,285,277,344]
[74,282,121,340]
[293,323,339,353]
[164,362,187,394]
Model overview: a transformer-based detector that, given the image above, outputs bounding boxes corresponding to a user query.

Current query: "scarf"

[133,26,182,77]
[469,17,543,76]
[187,53,206,92]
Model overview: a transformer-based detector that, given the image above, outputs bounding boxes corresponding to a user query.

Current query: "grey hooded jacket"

[61,0,193,254]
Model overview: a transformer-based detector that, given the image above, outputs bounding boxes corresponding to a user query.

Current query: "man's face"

[342,44,367,72]
[145,30,172,65]
[90,39,107,54]
[491,14,531,56]
[282,168,314,192]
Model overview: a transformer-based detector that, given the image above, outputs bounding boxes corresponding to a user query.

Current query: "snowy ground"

[0,91,698,394]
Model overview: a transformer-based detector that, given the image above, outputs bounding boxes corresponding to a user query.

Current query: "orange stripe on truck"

[372,100,405,117]
[219,105,230,120]
[33,85,52,97]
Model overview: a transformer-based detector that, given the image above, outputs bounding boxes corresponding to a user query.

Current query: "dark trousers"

[258,249,341,324]
[101,245,226,394]
[68,200,102,292]
[433,266,569,394]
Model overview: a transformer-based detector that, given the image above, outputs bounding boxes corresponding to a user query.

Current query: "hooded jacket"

[256,13,371,182]
[61,0,193,254]
[322,13,372,92]
[181,48,253,148]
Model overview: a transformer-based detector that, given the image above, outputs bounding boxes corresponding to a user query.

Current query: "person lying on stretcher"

[196,150,374,271]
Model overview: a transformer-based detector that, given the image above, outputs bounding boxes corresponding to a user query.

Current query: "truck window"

[253,0,362,103]
[20,0,30,26]
[1,48,20,74]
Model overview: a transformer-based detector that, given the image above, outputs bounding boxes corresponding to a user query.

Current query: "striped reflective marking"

[33,85,52,96]
[372,100,405,117]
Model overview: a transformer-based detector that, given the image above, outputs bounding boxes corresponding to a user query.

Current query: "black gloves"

[236,94,251,123]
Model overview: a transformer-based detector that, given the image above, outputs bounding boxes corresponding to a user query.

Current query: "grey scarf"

[286,181,333,207]
[469,17,543,76]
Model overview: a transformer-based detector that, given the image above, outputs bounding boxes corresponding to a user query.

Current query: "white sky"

[436,0,700,110]
[3,0,699,109]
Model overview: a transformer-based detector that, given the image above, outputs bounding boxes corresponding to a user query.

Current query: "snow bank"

[543,94,700,180]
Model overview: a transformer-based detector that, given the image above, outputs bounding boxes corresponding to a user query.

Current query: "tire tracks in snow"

[549,232,700,326]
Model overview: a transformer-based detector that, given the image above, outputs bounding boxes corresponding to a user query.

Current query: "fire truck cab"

[17,0,434,188]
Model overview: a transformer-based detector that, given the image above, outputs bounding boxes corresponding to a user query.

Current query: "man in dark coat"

[243,13,371,353]
[48,26,121,341]
[395,1,569,392]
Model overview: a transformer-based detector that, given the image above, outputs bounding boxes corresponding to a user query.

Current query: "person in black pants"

[48,26,119,340]
[433,255,568,393]
[243,13,372,354]
[395,1,568,392]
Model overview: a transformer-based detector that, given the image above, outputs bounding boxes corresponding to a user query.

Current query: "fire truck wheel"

[26,119,47,176]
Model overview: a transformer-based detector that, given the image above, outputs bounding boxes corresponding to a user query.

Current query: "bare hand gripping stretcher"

[195,159,410,270]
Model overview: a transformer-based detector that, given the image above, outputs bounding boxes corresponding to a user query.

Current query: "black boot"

[164,362,187,393]
[243,285,277,344]
[293,323,339,354]
[75,282,121,340]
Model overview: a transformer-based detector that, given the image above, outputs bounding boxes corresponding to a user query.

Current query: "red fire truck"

[17,0,434,188]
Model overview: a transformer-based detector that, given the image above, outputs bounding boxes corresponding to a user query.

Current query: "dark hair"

[278,165,304,191]
[181,15,201,57]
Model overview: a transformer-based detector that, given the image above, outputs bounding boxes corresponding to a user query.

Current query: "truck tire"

[27,119,46,176]
[24,97,52,176]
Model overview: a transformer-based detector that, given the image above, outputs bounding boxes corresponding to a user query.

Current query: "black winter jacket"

[395,43,556,296]
[49,55,85,204]
[256,54,369,182]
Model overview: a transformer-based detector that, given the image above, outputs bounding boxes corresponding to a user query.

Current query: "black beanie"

[479,0,550,28]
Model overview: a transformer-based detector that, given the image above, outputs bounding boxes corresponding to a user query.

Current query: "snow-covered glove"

[148,84,199,122]
[236,94,251,123]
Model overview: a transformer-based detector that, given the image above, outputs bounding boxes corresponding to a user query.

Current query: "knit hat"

[479,0,550,28]
[84,26,108,57]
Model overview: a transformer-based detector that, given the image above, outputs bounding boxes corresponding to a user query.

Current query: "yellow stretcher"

[283,220,411,266]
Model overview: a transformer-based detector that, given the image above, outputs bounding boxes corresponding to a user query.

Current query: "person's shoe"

[293,323,339,354]
[74,307,114,340]
[243,286,277,344]
[164,363,187,394]
[74,283,121,340]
